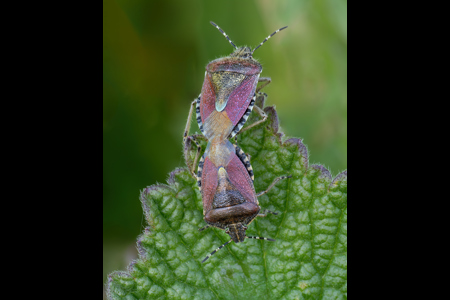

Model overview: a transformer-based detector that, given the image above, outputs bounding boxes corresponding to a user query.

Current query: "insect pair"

[183,22,289,263]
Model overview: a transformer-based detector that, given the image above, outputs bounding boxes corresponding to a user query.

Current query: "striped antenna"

[251,26,288,55]
[246,236,276,242]
[201,239,232,263]
[210,21,238,50]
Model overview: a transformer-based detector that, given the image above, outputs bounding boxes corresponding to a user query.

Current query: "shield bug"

[196,140,291,263]
[181,21,290,263]
[183,22,287,176]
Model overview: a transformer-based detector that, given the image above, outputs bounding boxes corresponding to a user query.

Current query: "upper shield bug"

[183,22,287,173]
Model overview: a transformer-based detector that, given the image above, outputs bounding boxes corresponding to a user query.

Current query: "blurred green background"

[103,0,346,295]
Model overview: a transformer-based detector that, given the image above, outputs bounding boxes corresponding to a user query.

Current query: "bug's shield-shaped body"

[200,48,262,140]
[199,139,259,243]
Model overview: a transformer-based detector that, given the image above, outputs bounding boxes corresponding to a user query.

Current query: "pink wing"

[201,156,219,215]
[224,74,259,126]
[225,153,257,205]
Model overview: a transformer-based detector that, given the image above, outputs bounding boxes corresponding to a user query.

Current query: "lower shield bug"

[196,140,291,263]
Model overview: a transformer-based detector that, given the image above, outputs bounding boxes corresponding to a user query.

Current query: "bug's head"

[225,223,248,243]
[230,47,253,59]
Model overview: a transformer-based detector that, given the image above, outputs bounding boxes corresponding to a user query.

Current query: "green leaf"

[106,98,347,300]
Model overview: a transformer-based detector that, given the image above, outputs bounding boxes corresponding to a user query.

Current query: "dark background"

[103,0,346,296]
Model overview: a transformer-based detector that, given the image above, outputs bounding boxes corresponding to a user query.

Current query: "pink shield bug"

[196,140,291,263]
[183,22,287,172]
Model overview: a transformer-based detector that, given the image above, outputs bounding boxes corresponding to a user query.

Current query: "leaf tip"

[284,138,308,169]
[310,164,332,181]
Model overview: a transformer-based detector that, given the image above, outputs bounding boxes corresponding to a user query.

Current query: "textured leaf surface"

[106,99,347,300]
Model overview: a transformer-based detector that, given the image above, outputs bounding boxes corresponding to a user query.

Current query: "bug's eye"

[243,226,248,230]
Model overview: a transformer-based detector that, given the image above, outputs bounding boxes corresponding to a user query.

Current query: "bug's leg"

[236,105,268,134]
[183,135,198,176]
[256,175,292,197]
[184,134,207,177]
[246,236,275,242]
[198,224,210,231]
[183,95,202,144]
[258,209,279,217]
[256,77,271,93]
[183,94,207,176]
[183,98,197,144]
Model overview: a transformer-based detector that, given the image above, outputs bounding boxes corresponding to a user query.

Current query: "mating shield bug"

[182,21,290,263]
[183,22,287,174]
[196,141,291,263]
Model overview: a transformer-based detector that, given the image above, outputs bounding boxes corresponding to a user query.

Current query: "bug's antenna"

[251,26,288,55]
[210,21,238,50]
[201,239,232,263]
[246,236,276,242]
